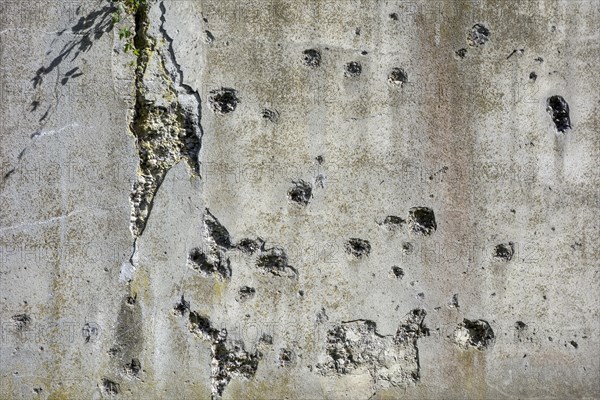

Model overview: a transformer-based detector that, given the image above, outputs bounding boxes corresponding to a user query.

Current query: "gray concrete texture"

[0,0,599,398]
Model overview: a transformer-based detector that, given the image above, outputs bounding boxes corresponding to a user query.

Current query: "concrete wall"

[1,0,598,398]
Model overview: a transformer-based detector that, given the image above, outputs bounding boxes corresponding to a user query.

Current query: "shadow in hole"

[31,2,115,90]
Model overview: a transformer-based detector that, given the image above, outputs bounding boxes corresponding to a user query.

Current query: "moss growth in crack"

[126,0,201,236]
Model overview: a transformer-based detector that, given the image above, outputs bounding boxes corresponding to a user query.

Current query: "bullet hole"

[315,155,324,164]
[467,23,490,46]
[208,88,239,114]
[354,27,360,35]
[173,295,190,316]
[188,247,232,279]
[11,314,30,330]
[506,48,524,59]
[256,247,297,278]
[316,307,329,323]
[529,71,537,81]
[534,57,544,63]
[261,108,279,123]
[126,295,136,306]
[302,49,321,68]
[298,290,305,297]
[456,48,467,58]
[33,388,42,394]
[260,334,273,345]
[546,95,571,132]
[388,67,408,86]
[494,242,515,261]
[402,242,414,255]
[108,347,120,356]
[236,286,256,303]
[204,30,215,44]
[361,50,368,55]
[454,319,495,350]
[389,12,399,20]
[237,238,264,255]
[288,180,312,205]
[278,348,295,367]
[82,322,100,343]
[417,292,425,300]
[408,207,437,236]
[381,215,405,230]
[449,294,459,308]
[124,358,141,376]
[570,340,578,349]
[345,238,371,258]
[344,61,362,78]
[188,312,218,339]
[391,266,404,279]
[101,379,120,395]
[205,209,232,249]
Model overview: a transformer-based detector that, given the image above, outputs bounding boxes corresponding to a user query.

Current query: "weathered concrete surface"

[1,0,599,398]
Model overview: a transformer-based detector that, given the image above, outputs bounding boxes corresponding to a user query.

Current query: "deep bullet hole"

[391,266,404,279]
[515,321,527,330]
[381,215,405,230]
[344,61,362,77]
[237,238,265,255]
[212,339,260,397]
[288,180,312,205]
[494,242,515,261]
[11,314,31,330]
[355,27,360,35]
[408,207,437,236]
[529,71,537,81]
[389,12,399,20]
[101,379,120,395]
[189,311,218,340]
[236,286,256,303]
[125,358,141,376]
[188,247,231,279]
[402,242,414,255]
[454,319,495,350]
[278,348,295,367]
[261,108,279,123]
[467,23,490,46]
[204,209,232,249]
[208,88,239,114]
[256,247,297,278]
[174,295,190,316]
[345,238,371,258]
[449,294,459,308]
[204,30,215,44]
[361,50,368,55]
[455,48,467,58]
[546,95,571,132]
[570,340,578,349]
[298,290,305,297]
[302,49,321,68]
[388,68,408,86]
[126,295,136,306]
[318,310,427,386]
[316,155,324,164]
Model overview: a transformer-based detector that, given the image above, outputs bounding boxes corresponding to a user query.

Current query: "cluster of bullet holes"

[208,88,239,114]
[256,247,298,278]
[388,68,408,86]
[303,49,321,68]
[494,242,514,261]
[261,108,279,123]
[454,319,495,350]
[391,266,404,279]
[124,358,141,377]
[188,247,232,279]
[173,295,190,316]
[101,379,120,395]
[408,207,437,236]
[344,61,362,78]
[547,95,571,132]
[278,348,295,367]
[467,23,491,46]
[345,238,371,258]
[236,286,256,303]
[288,180,313,205]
